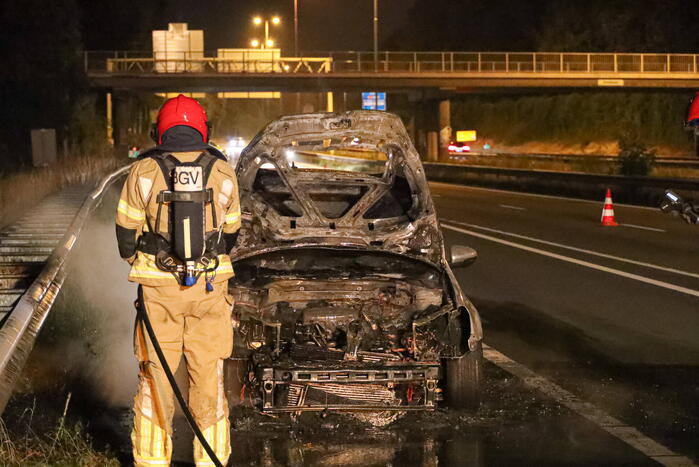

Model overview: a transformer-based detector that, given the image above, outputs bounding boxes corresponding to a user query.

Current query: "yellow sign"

[456,130,477,142]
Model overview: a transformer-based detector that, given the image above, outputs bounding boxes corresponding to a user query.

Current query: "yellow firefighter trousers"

[132,281,233,467]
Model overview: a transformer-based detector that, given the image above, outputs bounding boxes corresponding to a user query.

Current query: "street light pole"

[294,0,299,56]
[373,0,379,71]
[251,16,280,49]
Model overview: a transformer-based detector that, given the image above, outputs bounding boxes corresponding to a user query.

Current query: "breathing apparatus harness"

[137,147,228,290]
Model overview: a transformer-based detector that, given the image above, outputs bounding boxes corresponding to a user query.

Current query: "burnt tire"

[224,358,248,407]
[445,343,482,411]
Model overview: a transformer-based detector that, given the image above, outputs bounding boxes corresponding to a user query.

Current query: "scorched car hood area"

[232,111,444,268]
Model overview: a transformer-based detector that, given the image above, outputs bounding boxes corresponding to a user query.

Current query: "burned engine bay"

[229,248,467,411]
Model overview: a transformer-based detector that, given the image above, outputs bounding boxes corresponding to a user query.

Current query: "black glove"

[116,225,138,259]
[223,232,239,253]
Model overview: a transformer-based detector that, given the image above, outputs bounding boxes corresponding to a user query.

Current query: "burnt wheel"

[444,342,482,411]
[224,358,248,407]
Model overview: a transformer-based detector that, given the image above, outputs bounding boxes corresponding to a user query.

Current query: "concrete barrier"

[424,163,699,206]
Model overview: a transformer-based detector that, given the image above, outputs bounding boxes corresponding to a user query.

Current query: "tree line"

[451,92,692,151]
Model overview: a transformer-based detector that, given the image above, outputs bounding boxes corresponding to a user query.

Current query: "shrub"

[617,138,656,176]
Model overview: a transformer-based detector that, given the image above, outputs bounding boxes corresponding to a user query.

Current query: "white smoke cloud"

[58,201,139,407]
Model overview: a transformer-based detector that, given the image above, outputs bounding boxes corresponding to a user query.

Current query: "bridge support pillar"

[106,92,114,146]
[438,99,452,162]
[409,94,447,161]
[113,92,138,151]
[326,92,334,112]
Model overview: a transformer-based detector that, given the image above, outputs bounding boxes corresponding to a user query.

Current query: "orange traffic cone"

[601,188,618,226]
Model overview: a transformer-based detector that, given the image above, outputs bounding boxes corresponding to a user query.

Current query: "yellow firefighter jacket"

[115,150,241,286]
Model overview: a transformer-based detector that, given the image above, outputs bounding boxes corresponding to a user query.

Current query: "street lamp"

[373,0,379,71]
[251,15,281,49]
[294,0,299,56]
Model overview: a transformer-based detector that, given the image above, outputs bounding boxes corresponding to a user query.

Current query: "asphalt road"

[8,180,698,466]
[433,182,699,463]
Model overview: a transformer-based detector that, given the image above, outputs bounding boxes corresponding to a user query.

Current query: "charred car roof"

[233,111,444,268]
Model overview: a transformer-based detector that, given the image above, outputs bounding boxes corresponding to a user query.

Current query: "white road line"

[621,223,666,233]
[499,204,527,211]
[429,181,658,211]
[443,219,699,280]
[483,345,696,466]
[442,223,699,298]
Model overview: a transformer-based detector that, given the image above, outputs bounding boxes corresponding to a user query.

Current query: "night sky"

[81,0,418,52]
[76,0,699,54]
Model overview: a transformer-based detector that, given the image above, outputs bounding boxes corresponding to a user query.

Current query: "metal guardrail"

[423,162,699,206]
[451,152,699,170]
[0,165,131,414]
[85,50,699,75]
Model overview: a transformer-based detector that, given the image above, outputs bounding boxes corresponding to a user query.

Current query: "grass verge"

[0,152,125,230]
[0,393,119,466]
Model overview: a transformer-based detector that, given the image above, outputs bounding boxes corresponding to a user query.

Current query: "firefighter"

[116,95,240,466]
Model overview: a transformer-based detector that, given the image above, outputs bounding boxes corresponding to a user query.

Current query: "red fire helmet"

[155,94,209,144]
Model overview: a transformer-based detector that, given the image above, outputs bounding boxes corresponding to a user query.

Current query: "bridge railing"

[85,51,699,74]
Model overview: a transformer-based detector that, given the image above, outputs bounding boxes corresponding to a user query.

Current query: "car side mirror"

[449,245,478,268]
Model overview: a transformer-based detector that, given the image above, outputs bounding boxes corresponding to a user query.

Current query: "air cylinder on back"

[171,164,206,265]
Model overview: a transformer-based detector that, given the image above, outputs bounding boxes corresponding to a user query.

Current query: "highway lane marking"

[429,182,658,211]
[483,344,697,466]
[442,223,699,298]
[620,223,666,233]
[443,220,699,280]
[499,204,527,211]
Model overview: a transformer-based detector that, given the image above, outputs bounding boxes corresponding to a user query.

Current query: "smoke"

[72,219,138,406]
[49,188,139,408]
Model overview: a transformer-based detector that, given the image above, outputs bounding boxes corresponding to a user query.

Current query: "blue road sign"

[362,92,387,111]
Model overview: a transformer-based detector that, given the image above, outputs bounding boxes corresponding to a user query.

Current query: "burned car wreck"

[226,111,483,413]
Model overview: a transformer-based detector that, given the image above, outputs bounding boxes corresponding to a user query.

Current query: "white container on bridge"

[152,23,204,73]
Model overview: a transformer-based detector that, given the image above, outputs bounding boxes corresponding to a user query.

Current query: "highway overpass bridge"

[87,50,699,156]
[87,50,699,92]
